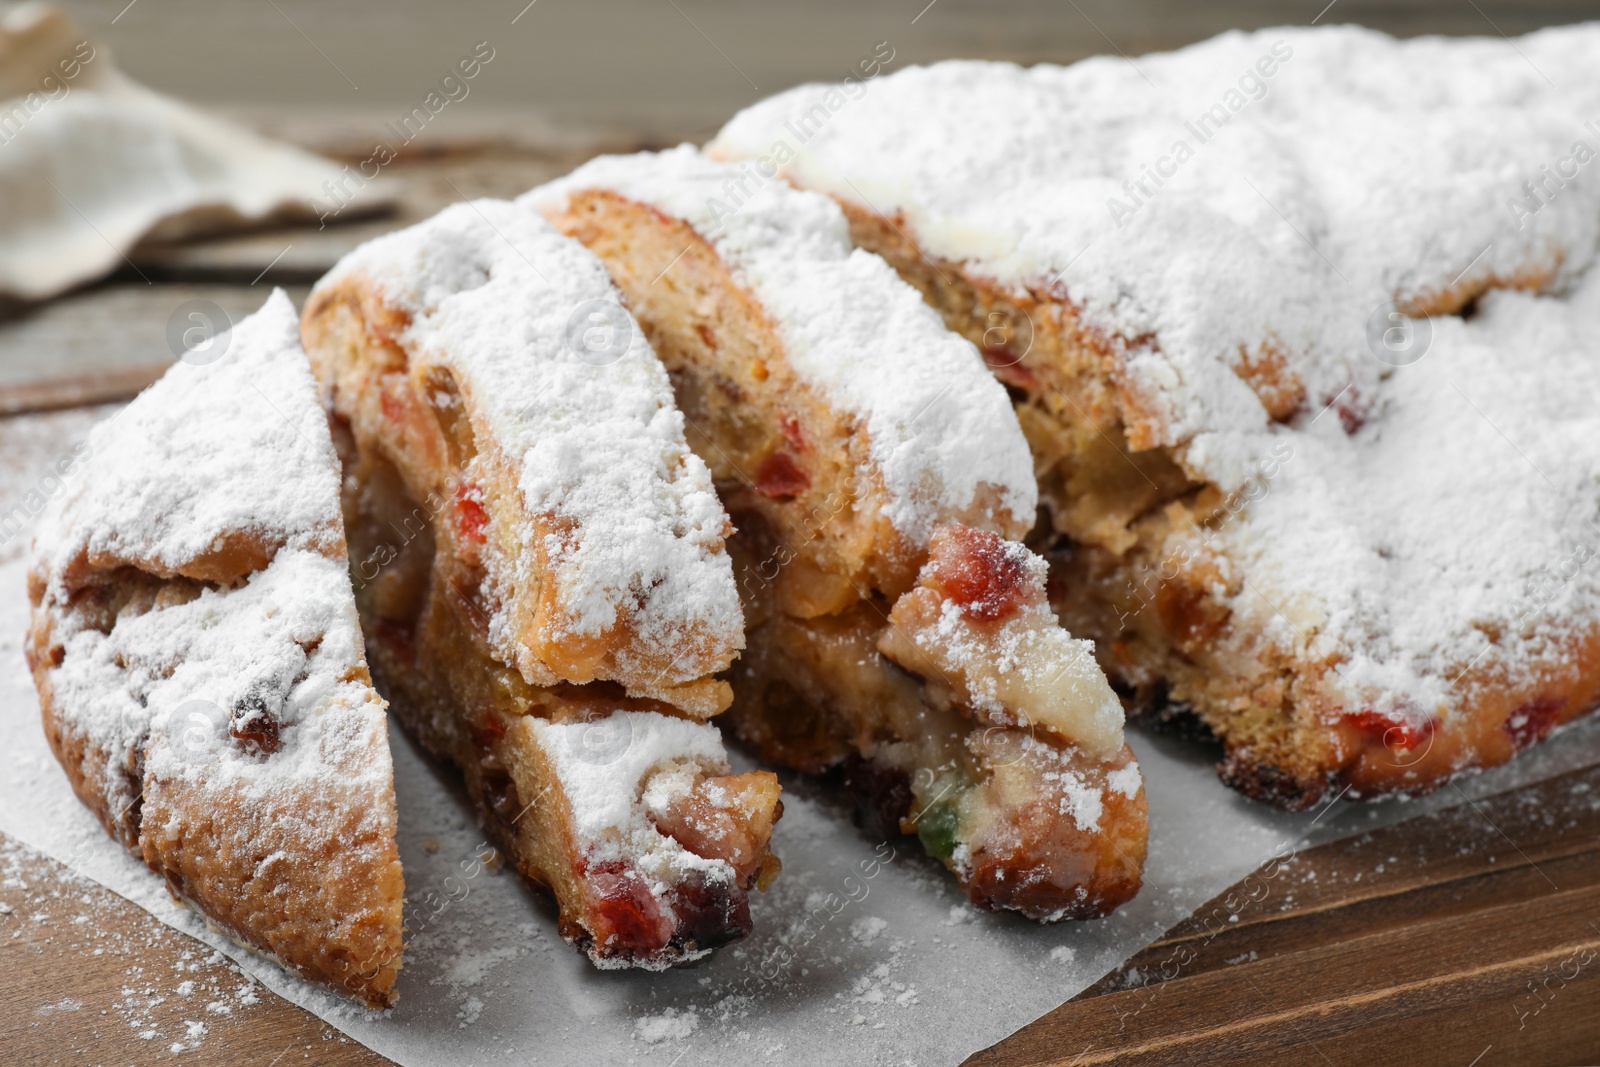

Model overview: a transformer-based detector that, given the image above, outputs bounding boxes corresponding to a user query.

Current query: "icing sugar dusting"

[712,25,1600,490]
[887,536,1125,757]
[919,595,1125,757]
[314,201,742,673]
[33,291,392,801]
[526,146,1037,544]
[34,289,341,592]
[1212,275,1600,725]
[635,1006,699,1043]
[531,711,737,936]
[1107,763,1143,799]
[534,711,727,840]
[52,547,391,798]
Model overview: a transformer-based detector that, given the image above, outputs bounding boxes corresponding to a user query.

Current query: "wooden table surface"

[6,96,1600,1065]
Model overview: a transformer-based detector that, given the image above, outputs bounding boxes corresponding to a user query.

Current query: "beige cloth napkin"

[0,3,349,300]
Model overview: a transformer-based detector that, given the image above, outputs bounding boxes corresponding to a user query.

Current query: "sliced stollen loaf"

[530,148,1146,920]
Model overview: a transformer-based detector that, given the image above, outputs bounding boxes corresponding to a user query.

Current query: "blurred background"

[54,0,1600,137]
[5,0,1600,404]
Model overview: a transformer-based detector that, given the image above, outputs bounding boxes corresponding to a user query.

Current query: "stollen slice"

[303,201,782,967]
[26,290,405,1007]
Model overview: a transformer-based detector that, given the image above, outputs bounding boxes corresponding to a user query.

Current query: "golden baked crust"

[835,203,1201,553]
[544,188,1026,616]
[300,278,733,717]
[339,427,783,965]
[30,607,405,1004]
[1054,531,1600,808]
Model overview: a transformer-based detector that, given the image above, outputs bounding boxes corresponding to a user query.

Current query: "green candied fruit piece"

[915,799,962,862]
[911,771,971,863]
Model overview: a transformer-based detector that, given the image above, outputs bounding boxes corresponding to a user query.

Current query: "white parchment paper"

[3,406,1597,1066]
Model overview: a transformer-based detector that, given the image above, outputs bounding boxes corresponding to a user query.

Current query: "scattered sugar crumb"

[0,839,276,1049]
[166,1020,208,1055]
[1049,946,1076,964]
[36,997,82,1016]
[635,1007,699,1043]
[847,939,920,1014]
[850,916,888,946]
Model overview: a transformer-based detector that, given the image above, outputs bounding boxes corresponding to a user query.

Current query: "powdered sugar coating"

[886,540,1125,758]
[1107,763,1143,800]
[534,711,727,840]
[1048,764,1104,833]
[30,289,394,893]
[525,147,1037,544]
[312,201,742,669]
[50,548,390,801]
[924,596,1124,757]
[34,290,342,593]
[1207,272,1600,731]
[712,25,1600,491]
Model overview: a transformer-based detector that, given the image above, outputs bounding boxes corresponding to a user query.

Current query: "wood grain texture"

[965,766,1600,1066]
[0,363,169,417]
[0,835,391,1067]
[0,284,311,397]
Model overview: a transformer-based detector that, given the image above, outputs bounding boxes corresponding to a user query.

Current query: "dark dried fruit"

[230,693,281,757]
